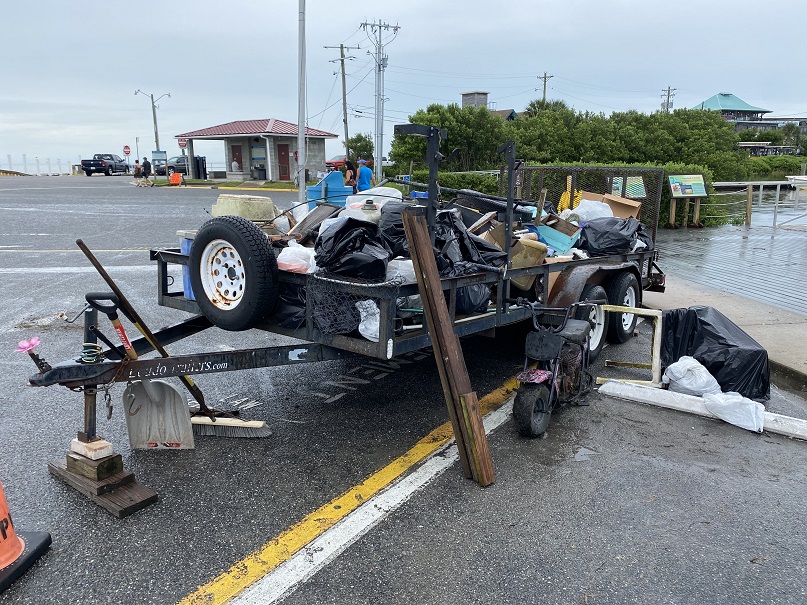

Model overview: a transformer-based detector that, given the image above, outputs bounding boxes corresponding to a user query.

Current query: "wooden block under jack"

[49,458,158,518]
[65,451,123,481]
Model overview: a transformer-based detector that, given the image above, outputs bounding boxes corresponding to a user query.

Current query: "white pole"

[297,0,307,211]
[35,157,40,175]
[47,158,52,176]
[6,154,11,171]
[23,154,28,174]
[57,159,62,174]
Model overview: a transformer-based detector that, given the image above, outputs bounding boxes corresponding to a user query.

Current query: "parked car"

[80,154,129,176]
[166,156,188,175]
[153,160,167,176]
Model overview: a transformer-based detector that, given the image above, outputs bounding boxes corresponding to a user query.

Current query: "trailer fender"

[548,262,642,308]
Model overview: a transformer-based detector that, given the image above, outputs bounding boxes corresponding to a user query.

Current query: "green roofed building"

[693,92,772,131]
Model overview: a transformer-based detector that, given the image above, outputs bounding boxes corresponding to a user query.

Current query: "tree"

[346,133,374,162]
[522,99,570,118]
[388,103,507,171]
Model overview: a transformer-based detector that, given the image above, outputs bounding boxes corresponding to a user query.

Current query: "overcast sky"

[2,0,805,171]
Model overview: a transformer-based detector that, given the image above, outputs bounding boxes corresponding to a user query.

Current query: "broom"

[76,239,272,438]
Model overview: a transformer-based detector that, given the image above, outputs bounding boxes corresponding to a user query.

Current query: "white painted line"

[230,399,514,605]
[0,266,178,274]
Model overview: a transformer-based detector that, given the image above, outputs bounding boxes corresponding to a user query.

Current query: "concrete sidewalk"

[645,226,807,390]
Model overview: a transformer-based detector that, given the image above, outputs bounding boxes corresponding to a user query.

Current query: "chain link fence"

[499,165,664,242]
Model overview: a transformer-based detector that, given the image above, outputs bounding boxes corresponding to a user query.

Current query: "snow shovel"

[85,292,195,450]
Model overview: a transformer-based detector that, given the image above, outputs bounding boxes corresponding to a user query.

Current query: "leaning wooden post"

[402,207,495,486]
[746,185,753,227]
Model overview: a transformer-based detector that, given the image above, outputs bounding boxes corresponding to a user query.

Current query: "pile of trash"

[659,306,770,432]
[272,186,511,341]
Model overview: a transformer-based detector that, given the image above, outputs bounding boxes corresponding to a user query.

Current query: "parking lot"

[1,177,806,605]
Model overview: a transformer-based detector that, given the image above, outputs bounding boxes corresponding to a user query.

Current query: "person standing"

[356,159,374,192]
[141,157,154,187]
[344,160,358,194]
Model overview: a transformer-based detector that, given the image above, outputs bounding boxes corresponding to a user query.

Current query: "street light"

[134,89,170,151]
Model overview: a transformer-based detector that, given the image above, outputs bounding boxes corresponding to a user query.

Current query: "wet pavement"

[0,177,806,605]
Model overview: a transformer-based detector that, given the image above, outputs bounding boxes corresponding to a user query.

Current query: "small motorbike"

[513,302,597,438]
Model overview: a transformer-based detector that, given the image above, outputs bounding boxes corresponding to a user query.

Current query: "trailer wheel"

[606,272,639,344]
[189,216,278,331]
[513,383,552,438]
[577,284,607,361]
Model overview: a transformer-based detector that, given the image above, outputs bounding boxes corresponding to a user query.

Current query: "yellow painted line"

[178,377,518,605]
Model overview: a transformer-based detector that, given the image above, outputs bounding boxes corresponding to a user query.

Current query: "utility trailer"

[30,127,666,435]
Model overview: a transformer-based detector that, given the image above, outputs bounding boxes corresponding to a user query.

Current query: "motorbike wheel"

[513,383,552,438]
[189,216,278,331]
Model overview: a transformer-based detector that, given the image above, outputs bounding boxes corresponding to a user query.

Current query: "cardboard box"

[536,213,581,255]
[577,190,641,219]
[542,255,573,299]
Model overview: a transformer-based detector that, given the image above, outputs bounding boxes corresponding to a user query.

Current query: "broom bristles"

[190,416,273,438]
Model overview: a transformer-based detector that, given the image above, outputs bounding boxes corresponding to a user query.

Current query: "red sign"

[123,145,131,156]
[178,139,187,149]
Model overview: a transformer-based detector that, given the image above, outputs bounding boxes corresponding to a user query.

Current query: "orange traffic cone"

[0,482,51,593]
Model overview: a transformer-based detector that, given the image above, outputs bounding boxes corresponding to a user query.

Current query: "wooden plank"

[49,459,134,496]
[599,381,807,441]
[49,460,158,518]
[65,452,123,481]
[402,209,495,486]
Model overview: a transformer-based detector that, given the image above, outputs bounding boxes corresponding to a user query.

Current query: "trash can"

[193,156,208,180]
[257,169,267,180]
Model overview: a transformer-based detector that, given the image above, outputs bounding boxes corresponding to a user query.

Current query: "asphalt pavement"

[0,176,806,605]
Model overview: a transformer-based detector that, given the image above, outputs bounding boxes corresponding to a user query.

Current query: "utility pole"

[361,19,400,181]
[537,72,553,103]
[297,0,307,209]
[324,43,361,160]
[661,86,677,113]
[134,89,170,151]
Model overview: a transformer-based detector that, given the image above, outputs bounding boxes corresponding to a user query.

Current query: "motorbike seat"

[558,319,591,345]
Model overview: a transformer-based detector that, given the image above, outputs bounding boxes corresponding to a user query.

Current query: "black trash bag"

[314,217,392,280]
[661,306,770,401]
[580,216,654,257]
[275,282,307,330]
[433,209,496,271]
[468,232,508,267]
[441,261,492,315]
[378,200,412,258]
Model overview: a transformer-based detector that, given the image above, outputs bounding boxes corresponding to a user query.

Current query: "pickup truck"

[80,154,129,176]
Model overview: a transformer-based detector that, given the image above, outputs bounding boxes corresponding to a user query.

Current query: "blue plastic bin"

[410,191,428,200]
[306,171,354,210]
[179,235,196,301]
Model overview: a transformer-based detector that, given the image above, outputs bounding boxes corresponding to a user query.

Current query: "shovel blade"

[123,380,195,450]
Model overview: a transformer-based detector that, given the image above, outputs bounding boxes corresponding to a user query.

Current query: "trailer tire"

[189,216,278,331]
[606,272,639,344]
[577,284,607,361]
[513,383,552,438]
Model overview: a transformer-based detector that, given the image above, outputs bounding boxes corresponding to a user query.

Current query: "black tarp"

[661,306,770,401]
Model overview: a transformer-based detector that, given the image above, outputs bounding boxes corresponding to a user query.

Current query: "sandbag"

[661,306,770,401]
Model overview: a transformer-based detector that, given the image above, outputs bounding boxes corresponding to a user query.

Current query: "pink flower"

[15,337,41,353]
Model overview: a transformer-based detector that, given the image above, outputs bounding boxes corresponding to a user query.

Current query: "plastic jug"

[339,200,381,224]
